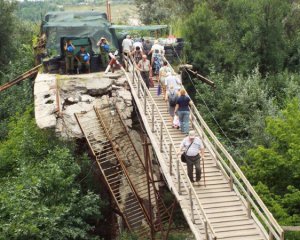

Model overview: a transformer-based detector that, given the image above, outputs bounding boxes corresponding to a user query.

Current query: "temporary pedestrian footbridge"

[114,58,284,240]
[73,56,285,239]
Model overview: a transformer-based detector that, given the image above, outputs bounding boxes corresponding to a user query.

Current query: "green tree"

[194,68,277,156]
[0,0,17,67]
[246,98,300,194]
[0,109,103,239]
[181,0,289,75]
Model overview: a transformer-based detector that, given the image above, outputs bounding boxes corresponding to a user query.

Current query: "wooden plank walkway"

[123,65,272,239]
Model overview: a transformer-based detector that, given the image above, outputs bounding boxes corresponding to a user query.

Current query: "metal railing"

[189,103,284,240]
[122,57,217,240]
[163,58,284,240]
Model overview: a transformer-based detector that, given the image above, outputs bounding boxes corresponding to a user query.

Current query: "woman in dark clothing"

[174,88,191,135]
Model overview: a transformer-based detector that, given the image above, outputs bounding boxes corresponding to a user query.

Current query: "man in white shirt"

[165,72,181,91]
[133,39,143,51]
[122,35,133,55]
[137,55,152,88]
[148,40,165,56]
[178,130,205,184]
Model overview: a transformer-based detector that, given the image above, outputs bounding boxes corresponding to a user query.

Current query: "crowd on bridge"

[121,35,205,186]
[64,35,205,186]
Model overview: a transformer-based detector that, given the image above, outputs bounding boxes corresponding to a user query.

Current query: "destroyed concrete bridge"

[27,55,284,240]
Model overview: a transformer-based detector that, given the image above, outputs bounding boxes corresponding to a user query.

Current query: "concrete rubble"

[34,71,132,138]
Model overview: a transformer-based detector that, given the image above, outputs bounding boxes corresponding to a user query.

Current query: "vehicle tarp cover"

[43,11,118,56]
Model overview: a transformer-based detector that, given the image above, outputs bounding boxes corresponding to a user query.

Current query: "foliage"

[182,0,289,75]
[246,99,300,194]
[17,2,59,22]
[134,0,196,24]
[192,68,277,157]
[0,0,17,67]
[244,99,300,239]
[0,109,103,239]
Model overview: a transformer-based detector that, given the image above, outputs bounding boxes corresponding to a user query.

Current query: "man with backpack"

[159,61,172,99]
[165,72,181,92]
[165,85,178,125]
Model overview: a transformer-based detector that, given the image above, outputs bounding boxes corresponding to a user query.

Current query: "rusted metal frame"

[0,64,42,92]
[94,107,154,231]
[115,105,166,197]
[115,105,170,235]
[97,153,117,161]
[164,200,177,240]
[74,113,132,231]
[145,136,167,236]
[144,136,155,239]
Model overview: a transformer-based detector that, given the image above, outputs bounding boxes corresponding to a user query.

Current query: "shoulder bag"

[181,141,194,163]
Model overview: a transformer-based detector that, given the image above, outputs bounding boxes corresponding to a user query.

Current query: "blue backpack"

[67,45,74,52]
[169,90,178,107]
[103,44,109,52]
[83,54,90,62]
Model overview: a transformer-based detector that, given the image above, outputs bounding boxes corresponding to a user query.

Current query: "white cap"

[189,130,196,138]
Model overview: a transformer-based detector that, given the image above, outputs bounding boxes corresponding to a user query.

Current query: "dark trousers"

[65,56,74,74]
[140,71,150,88]
[186,154,201,182]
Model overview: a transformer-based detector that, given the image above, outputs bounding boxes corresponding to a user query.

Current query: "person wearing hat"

[122,35,133,71]
[122,35,133,56]
[97,37,110,68]
[64,39,76,74]
[75,46,90,74]
[149,39,165,56]
[165,71,181,92]
[178,130,205,184]
[137,54,152,88]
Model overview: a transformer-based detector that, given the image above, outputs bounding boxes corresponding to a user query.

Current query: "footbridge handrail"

[163,58,284,240]
[189,103,284,240]
[122,57,218,240]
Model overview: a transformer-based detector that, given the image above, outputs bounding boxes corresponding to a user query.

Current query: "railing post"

[190,113,195,130]
[160,121,163,153]
[229,163,233,191]
[169,144,173,175]
[269,230,274,240]
[189,188,195,223]
[144,87,147,115]
[132,62,135,83]
[177,160,181,195]
[247,188,251,218]
[151,104,155,132]
[280,231,284,240]
[204,220,209,240]
[138,73,141,98]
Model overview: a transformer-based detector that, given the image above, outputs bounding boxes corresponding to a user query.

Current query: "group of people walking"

[121,37,205,185]
[122,35,165,89]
